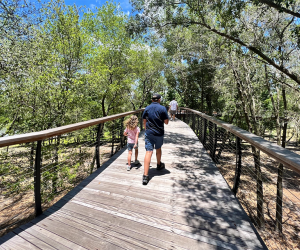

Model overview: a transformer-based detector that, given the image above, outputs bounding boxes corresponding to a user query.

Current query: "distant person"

[142,93,169,185]
[123,115,140,171]
[169,98,178,121]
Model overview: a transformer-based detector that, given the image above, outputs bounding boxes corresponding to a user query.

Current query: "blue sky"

[64,0,133,14]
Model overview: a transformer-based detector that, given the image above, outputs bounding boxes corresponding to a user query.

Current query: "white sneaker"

[127,165,131,171]
[170,118,173,121]
[134,160,140,165]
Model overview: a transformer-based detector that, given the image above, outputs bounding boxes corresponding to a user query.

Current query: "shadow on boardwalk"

[160,121,267,249]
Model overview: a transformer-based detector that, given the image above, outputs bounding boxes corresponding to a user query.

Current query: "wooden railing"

[0,109,144,237]
[178,107,300,250]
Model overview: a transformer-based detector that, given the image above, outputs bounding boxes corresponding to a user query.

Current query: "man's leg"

[156,148,161,165]
[155,136,165,170]
[144,151,153,176]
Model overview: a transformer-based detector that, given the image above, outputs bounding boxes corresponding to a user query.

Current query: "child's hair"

[124,115,139,130]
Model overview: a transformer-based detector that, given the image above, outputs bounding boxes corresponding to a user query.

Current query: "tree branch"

[185,21,300,85]
[254,0,300,18]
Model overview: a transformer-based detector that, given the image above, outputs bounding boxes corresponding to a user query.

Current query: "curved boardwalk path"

[0,119,267,250]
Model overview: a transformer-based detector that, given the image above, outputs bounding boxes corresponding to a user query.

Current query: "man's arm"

[164,109,169,124]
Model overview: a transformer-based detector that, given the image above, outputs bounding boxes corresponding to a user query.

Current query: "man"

[169,98,178,121]
[142,93,169,185]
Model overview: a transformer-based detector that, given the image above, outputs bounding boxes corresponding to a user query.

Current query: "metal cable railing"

[0,109,144,237]
[177,108,300,250]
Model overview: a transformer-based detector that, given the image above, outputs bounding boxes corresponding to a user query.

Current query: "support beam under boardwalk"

[0,119,267,250]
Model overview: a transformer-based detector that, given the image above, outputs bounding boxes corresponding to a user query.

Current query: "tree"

[81,3,133,118]
[129,0,300,86]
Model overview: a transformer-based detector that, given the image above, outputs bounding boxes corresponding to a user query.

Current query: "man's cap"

[152,93,161,100]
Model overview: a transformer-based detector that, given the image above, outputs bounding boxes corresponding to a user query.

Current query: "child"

[123,115,140,171]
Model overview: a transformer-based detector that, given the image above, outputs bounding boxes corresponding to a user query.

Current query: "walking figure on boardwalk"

[169,98,178,121]
[142,93,169,185]
[123,115,140,171]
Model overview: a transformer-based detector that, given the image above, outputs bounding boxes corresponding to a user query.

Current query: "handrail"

[0,109,145,148]
[181,107,300,175]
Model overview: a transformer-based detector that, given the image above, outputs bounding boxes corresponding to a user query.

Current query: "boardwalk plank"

[0,232,40,250]
[67,195,256,249]
[49,202,225,250]
[69,190,251,236]
[13,228,57,250]
[45,208,167,250]
[43,210,153,250]
[32,214,122,250]
[18,224,72,250]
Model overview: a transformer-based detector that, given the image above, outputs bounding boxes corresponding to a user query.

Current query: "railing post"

[232,136,242,195]
[212,124,218,161]
[34,140,42,217]
[203,118,207,147]
[209,121,214,157]
[197,116,200,139]
[192,113,195,131]
[139,112,143,131]
[199,116,203,141]
[120,117,124,148]
[95,124,102,169]
[111,121,115,156]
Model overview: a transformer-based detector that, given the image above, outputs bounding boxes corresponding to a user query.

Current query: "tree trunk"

[233,66,265,228]
[275,84,287,232]
[30,142,35,169]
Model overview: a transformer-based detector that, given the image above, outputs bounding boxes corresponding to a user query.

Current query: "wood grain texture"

[0,119,267,250]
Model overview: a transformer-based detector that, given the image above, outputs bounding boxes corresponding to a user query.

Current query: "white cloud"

[89,4,96,10]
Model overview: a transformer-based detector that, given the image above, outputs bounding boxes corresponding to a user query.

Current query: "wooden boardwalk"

[0,119,267,250]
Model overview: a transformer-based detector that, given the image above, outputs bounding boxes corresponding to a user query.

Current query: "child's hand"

[134,144,137,148]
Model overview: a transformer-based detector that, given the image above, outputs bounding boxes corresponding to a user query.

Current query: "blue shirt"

[142,102,169,136]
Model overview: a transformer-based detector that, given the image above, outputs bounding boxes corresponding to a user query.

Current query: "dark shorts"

[170,110,176,115]
[127,143,138,151]
[145,133,164,151]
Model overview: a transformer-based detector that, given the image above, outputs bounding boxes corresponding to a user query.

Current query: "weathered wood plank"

[67,195,256,248]
[0,232,40,250]
[44,209,164,250]
[13,228,57,250]
[18,224,72,250]
[31,214,122,250]
[49,201,224,250]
